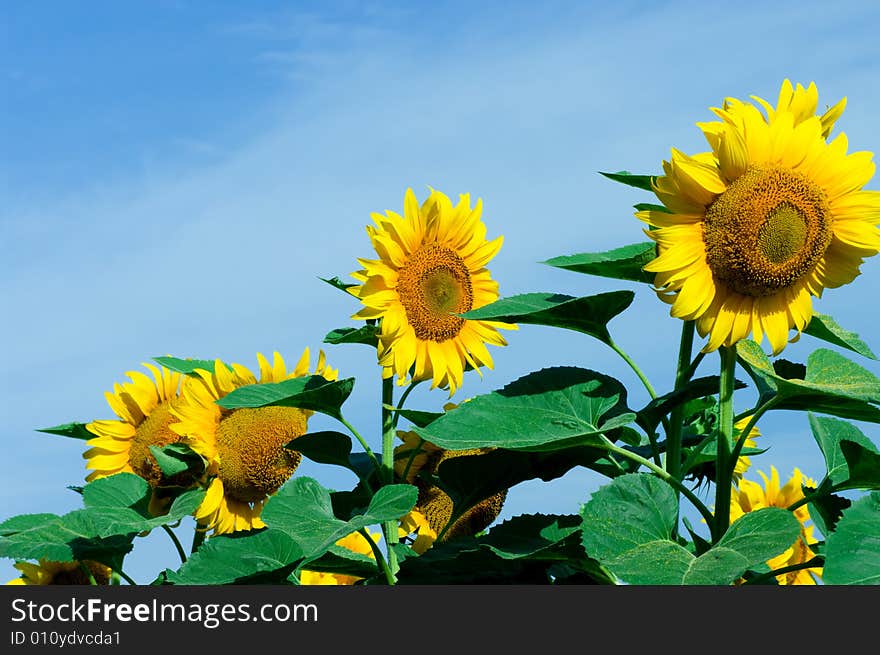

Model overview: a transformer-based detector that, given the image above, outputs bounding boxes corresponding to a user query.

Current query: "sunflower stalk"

[665,320,695,537]
[381,376,400,581]
[713,345,737,541]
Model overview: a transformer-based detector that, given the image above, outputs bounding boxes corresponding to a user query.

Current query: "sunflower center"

[128,400,183,488]
[703,165,831,297]
[396,243,474,342]
[50,562,111,585]
[215,406,306,503]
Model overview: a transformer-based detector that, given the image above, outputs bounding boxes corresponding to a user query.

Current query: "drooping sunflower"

[640,79,880,354]
[394,430,506,541]
[299,529,382,585]
[730,466,823,585]
[350,187,516,395]
[84,364,185,488]
[6,559,112,585]
[732,417,761,483]
[170,349,337,535]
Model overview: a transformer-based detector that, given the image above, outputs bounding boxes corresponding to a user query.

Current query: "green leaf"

[633,203,671,214]
[434,447,607,528]
[636,376,745,434]
[809,414,879,487]
[216,375,355,420]
[323,325,380,348]
[839,441,880,490]
[319,275,358,294]
[542,242,656,284]
[0,511,134,571]
[394,408,444,428]
[165,529,303,585]
[823,492,880,584]
[153,356,231,376]
[148,446,189,477]
[736,340,880,423]
[460,291,634,346]
[36,422,95,441]
[807,483,851,537]
[82,473,150,510]
[295,546,379,581]
[803,313,877,360]
[580,474,800,584]
[479,514,582,560]
[580,473,678,565]
[286,431,353,469]
[414,367,635,451]
[0,514,63,537]
[599,170,656,192]
[261,478,416,561]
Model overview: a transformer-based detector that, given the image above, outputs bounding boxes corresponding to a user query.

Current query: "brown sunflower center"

[215,406,306,503]
[50,562,111,585]
[396,243,474,342]
[128,400,183,488]
[703,165,831,297]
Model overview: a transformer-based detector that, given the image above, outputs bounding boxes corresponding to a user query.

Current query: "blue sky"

[3,0,880,584]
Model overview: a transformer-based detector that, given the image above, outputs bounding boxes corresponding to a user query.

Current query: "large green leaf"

[323,325,380,348]
[163,529,303,585]
[542,242,656,284]
[216,375,355,420]
[460,291,633,345]
[36,422,95,441]
[823,492,880,585]
[478,514,582,560]
[580,474,801,584]
[261,477,416,562]
[414,367,635,451]
[803,313,877,360]
[809,414,880,487]
[736,340,880,423]
[0,511,134,571]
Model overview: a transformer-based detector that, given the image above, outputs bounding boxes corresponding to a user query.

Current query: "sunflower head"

[84,363,190,493]
[6,559,112,586]
[350,187,516,396]
[394,430,506,541]
[640,79,879,354]
[171,349,338,535]
[731,465,823,585]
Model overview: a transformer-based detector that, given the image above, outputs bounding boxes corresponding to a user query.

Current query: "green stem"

[78,561,98,585]
[381,376,399,579]
[113,568,137,586]
[666,320,695,482]
[400,436,425,483]
[338,415,383,481]
[729,397,777,468]
[357,528,396,585]
[597,436,716,529]
[683,350,706,381]
[190,521,208,554]
[608,338,658,400]
[161,524,188,565]
[714,346,737,541]
[741,557,824,585]
[392,380,422,429]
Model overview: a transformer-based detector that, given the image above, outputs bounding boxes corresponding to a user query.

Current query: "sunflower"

[170,349,337,535]
[730,466,823,585]
[640,79,880,354]
[6,559,112,585]
[299,529,382,585]
[84,364,185,489]
[394,430,506,541]
[398,509,438,554]
[349,187,516,396]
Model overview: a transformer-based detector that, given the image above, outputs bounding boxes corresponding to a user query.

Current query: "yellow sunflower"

[6,559,112,585]
[170,349,337,535]
[84,364,185,487]
[394,430,506,541]
[299,529,382,585]
[730,466,823,585]
[350,187,516,396]
[398,509,438,554]
[640,79,880,354]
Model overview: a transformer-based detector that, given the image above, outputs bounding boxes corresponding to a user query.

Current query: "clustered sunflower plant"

[4,79,880,587]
